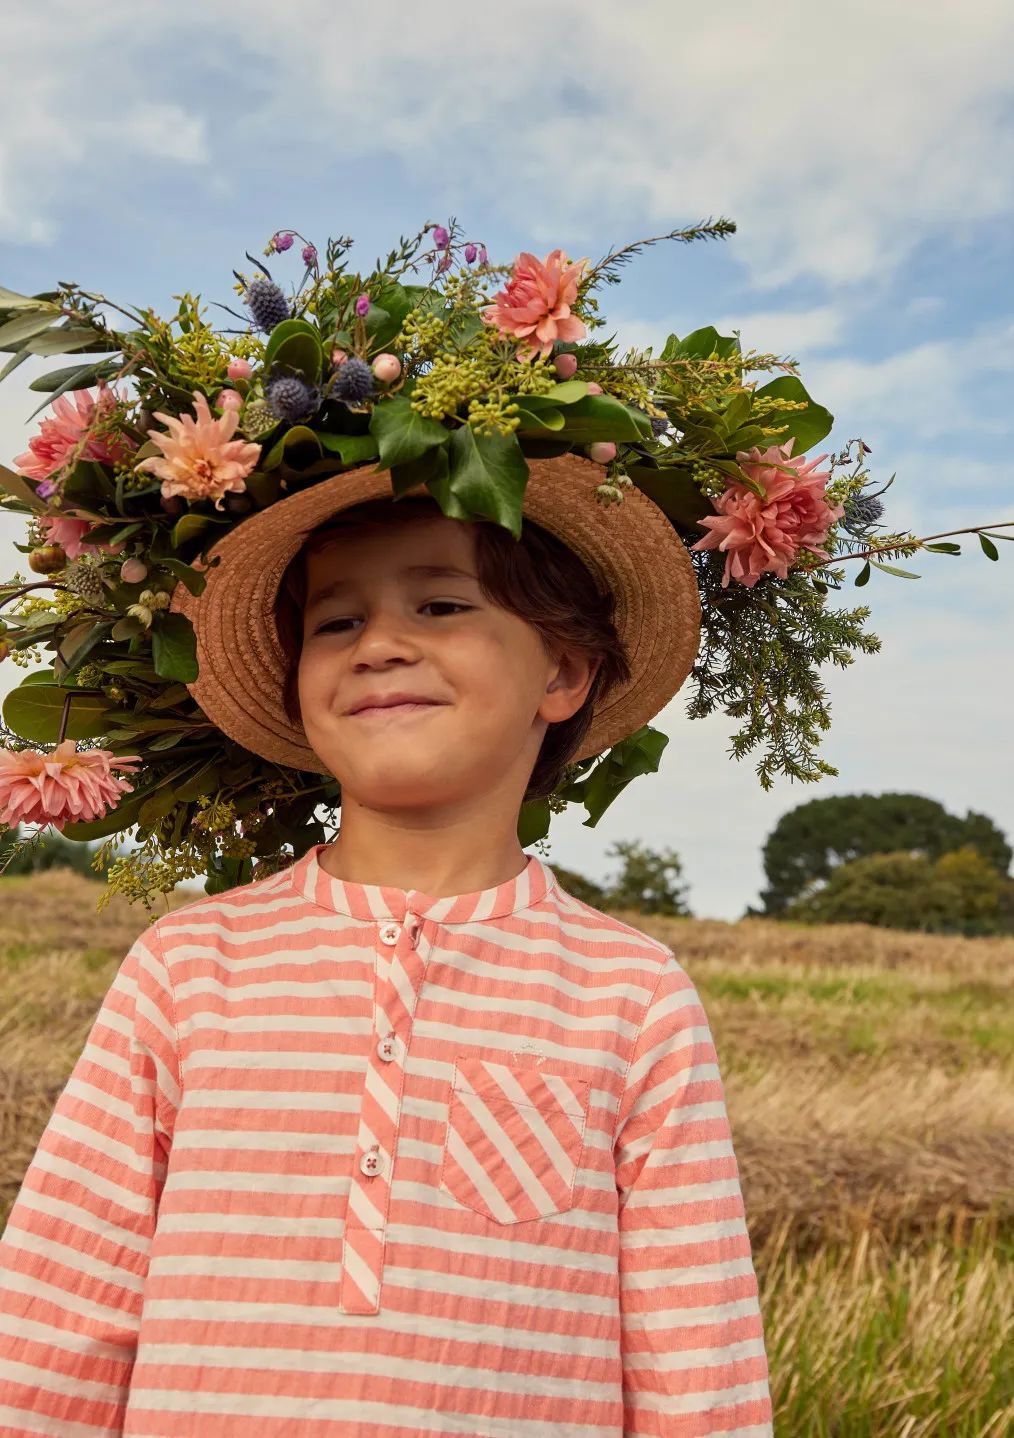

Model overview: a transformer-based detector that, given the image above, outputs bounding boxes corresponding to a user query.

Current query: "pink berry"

[372,353,402,384]
[553,352,578,379]
[586,381,603,395]
[227,358,252,381]
[331,348,349,367]
[216,388,243,410]
[120,558,148,584]
[589,441,616,465]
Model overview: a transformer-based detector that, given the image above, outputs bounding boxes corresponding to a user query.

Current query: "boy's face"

[297,511,597,812]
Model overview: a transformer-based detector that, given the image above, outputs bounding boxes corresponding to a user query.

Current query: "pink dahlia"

[0,740,142,832]
[13,384,135,482]
[690,437,845,588]
[134,390,261,510]
[36,513,104,561]
[481,248,589,362]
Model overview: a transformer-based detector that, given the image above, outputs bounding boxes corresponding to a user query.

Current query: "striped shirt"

[0,842,773,1436]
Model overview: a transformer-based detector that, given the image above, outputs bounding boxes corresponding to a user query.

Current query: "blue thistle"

[842,493,885,533]
[265,373,319,422]
[331,356,375,405]
[245,277,290,332]
[650,415,670,436]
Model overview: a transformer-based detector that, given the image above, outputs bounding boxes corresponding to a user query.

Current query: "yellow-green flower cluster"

[142,293,234,394]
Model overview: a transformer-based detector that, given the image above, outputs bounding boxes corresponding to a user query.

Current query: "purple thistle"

[331,356,375,405]
[35,478,59,499]
[432,225,449,249]
[302,243,317,266]
[464,242,477,263]
[272,231,294,252]
[355,293,370,317]
[244,277,290,332]
[265,373,319,423]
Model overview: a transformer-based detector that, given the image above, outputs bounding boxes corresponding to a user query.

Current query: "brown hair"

[272,494,632,802]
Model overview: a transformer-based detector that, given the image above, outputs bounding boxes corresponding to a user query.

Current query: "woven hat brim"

[169,452,702,772]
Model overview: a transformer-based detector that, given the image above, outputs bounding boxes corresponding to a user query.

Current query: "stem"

[56,690,72,746]
[836,520,1014,563]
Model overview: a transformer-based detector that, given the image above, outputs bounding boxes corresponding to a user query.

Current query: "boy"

[0,467,774,1436]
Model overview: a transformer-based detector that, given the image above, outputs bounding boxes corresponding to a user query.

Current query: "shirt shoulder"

[543,871,677,969]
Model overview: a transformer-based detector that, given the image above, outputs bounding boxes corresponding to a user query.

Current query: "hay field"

[2,870,1012,1435]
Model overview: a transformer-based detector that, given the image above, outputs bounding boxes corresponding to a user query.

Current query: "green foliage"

[600,838,692,916]
[0,823,121,880]
[756,793,1013,916]
[784,845,1014,936]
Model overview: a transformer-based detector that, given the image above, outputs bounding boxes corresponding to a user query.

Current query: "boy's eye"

[313,601,472,634]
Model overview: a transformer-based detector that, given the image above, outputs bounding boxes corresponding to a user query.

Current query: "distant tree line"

[2,791,1012,935]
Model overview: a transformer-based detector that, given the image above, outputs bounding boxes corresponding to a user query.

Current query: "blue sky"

[2,0,1012,919]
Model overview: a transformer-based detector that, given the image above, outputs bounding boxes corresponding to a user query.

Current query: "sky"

[1,0,1012,920]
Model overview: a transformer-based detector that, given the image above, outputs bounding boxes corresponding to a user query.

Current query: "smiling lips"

[348,700,445,719]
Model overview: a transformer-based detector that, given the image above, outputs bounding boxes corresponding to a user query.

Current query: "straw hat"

[169,452,702,773]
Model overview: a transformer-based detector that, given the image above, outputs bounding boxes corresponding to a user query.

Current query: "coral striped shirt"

[0,842,773,1436]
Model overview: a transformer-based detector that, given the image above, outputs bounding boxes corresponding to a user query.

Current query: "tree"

[601,839,692,917]
[0,824,111,881]
[755,793,1012,916]
[784,844,1012,935]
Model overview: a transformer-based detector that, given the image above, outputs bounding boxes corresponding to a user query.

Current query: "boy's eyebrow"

[305,564,478,607]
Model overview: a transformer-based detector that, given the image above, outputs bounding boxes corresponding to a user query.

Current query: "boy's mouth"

[348,701,445,719]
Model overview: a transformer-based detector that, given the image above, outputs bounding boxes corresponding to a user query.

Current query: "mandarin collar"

[289,842,555,923]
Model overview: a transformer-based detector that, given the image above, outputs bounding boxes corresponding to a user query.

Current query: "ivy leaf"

[151,611,199,682]
[430,425,529,540]
[752,375,834,452]
[369,393,449,469]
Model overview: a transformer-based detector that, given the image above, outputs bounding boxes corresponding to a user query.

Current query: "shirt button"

[379,922,400,946]
[360,1147,383,1176]
[377,1035,397,1062]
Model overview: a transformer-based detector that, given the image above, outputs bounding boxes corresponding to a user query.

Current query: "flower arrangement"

[0,216,1010,909]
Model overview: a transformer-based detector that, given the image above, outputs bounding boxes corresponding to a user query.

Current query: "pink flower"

[481,248,589,362]
[0,740,141,832]
[13,385,135,482]
[690,437,845,588]
[36,513,105,561]
[227,357,253,381]
[134,390,261,511]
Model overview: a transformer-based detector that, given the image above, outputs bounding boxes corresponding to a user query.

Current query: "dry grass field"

[1,869,1011,1435]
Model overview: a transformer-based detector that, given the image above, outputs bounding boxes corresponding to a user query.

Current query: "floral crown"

[0,217,1010,910]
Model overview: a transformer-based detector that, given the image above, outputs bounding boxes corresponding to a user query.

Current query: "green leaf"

[924,541,962,554]
[170,512,228,547]
[535,380,590,405]
[514,402,566,435]
[661,327,741,363]
[0,285,45,310]
[430,425,529,539]
[151,611,198,682]
[0,347,31,383]
[241,470,282,508]
[62,783,148,841]
[627,464,713,528]
[979,532,999,561]
[2,682,113,743]
[854,561,871,586]
[981,529,1014,542]
[271,331,323,382]
[752,375,834,452]
[262,425,323,470]
[870,559,920,578]
[138,786,180,827]
[517,438,574,460]
[316,432,380,465]
[570,726,669,827]
[517,795,552,847]
[264,318,323,374]
[175,758,221,801]
[369,394,449,469]
[557,393,652,444]
[0,308,63,347]
[0,463,45,513]
[24,358,125,422]
[54,620,114,683]
[390,441,449,497]
[25,325,104,357]
[155,556,208,596]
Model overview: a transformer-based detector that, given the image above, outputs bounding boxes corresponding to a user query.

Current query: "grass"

[1,870,1012,1435]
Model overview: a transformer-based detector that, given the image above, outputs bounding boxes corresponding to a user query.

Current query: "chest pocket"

[440,1054,590,1224]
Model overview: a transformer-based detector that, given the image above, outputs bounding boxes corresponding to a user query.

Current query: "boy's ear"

[541,650,601,724]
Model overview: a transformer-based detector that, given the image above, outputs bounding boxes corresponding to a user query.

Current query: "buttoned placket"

[339,907,426,1316]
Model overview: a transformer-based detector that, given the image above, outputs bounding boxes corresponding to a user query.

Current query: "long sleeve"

[0,921,181,1437]
[614,950,774,1437]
